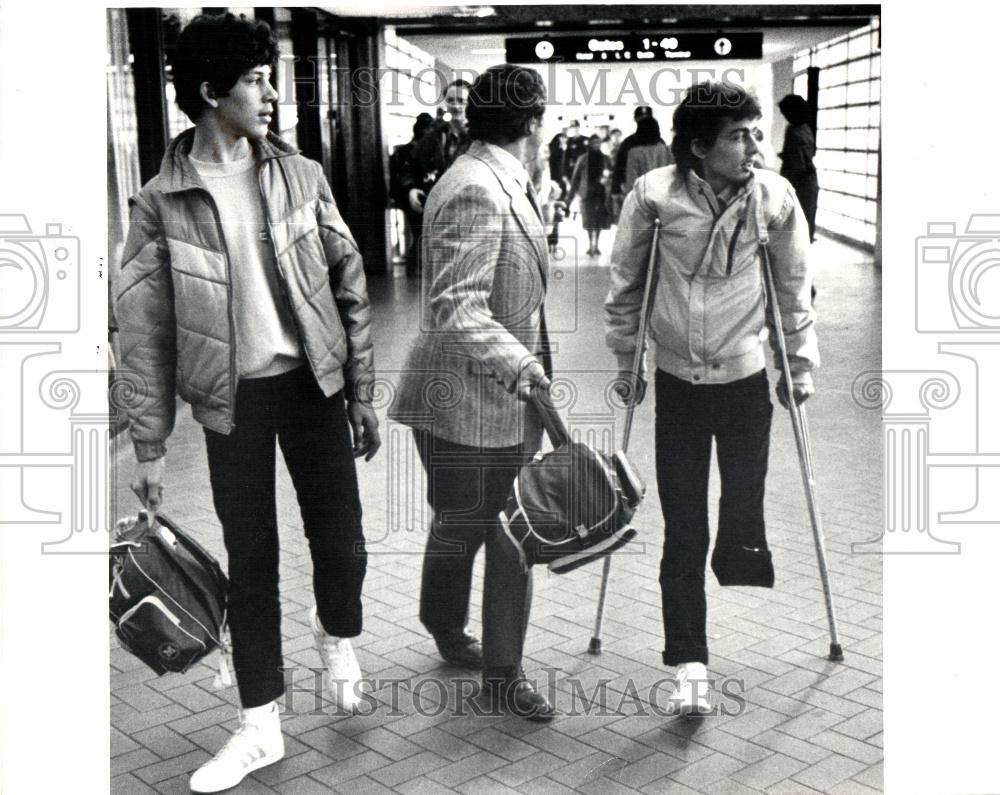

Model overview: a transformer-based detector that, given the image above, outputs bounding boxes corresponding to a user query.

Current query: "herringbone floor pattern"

[111,231,882,794]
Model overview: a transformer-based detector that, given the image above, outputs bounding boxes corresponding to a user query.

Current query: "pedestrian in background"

[623,115,673,195]
[609,105,654,217]
[567,133,613,256]
[778,93,820,243]
[389,112,435,276]
[564,119,588,175]
[548,131,570,196]
[408,78,472,214]
[606,127,623,168]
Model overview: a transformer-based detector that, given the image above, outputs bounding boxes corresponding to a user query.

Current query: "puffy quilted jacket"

[117,129,374,462]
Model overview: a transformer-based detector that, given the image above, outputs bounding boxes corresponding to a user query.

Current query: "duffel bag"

[109,512,230,683]
[498,389,645,574]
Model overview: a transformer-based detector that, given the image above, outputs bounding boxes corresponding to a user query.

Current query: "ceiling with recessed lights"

[319,4,879,35]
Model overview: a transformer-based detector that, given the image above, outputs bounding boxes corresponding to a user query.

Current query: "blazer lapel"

[471,144,550,287]
[507,188,550,287]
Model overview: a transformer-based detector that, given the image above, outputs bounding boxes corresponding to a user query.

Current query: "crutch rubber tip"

[829,643,844,662]
[588,638,602,655]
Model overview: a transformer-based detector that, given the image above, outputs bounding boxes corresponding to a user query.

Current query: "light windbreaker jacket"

[605,165,818,386]
[117,129,374,461]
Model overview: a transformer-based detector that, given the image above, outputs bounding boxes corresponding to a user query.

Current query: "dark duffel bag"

[498,389,644,575]
[109,512,229,679]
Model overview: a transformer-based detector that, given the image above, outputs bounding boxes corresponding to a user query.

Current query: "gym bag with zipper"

[109,512,230,680]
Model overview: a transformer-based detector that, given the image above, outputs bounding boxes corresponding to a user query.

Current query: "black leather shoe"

[483,668,556,722]
[432,629,483,669]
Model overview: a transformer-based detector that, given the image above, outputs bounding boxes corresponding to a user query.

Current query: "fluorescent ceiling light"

[457,5,495,17]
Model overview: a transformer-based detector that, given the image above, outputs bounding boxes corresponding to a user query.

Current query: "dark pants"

[414,430,533,670]
[204,366,367,708]
[654,369,774,667]
[790,175,819,243]
[403,209,423,276]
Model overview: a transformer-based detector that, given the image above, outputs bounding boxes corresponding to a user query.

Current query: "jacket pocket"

[115,594,208,674]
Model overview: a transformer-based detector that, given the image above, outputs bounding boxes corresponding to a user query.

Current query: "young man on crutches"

[605,81,819,715]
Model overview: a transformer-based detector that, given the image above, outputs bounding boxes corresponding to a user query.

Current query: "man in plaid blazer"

[389,64,555,722]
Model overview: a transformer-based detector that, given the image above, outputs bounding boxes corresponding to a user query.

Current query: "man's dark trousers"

[414,429,533,668]
[654,368,774,667]
[204,366,367,708]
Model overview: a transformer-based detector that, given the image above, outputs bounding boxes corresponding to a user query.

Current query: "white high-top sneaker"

[310,605,364,712]
[189,701,284,793]
[668,662,713,716]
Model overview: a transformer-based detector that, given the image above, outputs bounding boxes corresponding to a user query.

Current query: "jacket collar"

[468,140,528,192]
[683,167,769,242]
[684,167,756,211]
[158,128,298,194]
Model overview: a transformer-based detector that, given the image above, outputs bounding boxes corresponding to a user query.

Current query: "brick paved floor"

[110,228,882,794]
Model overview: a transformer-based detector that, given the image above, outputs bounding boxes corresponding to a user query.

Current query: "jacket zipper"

[726,216,746,276]
[256,162,315,380]
[203,192,239,432]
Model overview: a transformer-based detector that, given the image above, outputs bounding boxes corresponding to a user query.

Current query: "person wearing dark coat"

[567,134,613,256]
[608,105,655,222]
[564,120,588,175]
[411,79,472,184]
[778,94,820,243]
[610,105,654,195]
[622,116,673,194]
[389,112,435,275]
[547,132,570,196]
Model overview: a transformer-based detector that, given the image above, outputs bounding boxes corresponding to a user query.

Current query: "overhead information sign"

[506,33,763,63]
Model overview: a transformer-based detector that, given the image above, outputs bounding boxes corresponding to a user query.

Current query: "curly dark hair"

[670,81,762,176]
[465,64,546,145]
[171,13,279,123]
